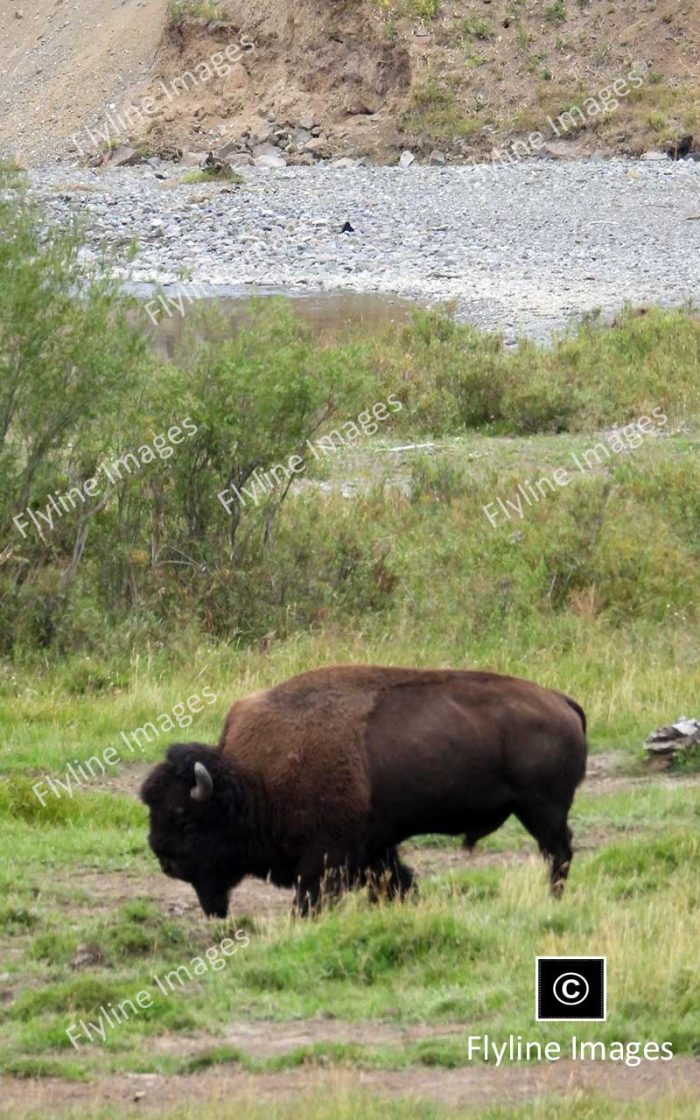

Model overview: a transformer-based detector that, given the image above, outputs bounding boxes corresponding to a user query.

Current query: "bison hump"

[220,684,376,844]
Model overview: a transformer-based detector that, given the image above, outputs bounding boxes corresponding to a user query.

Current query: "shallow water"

[137,286,422,357]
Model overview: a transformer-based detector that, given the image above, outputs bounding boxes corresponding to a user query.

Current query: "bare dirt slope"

[1,0,698,167]
[108,0,700,163]
[0,0,168,166]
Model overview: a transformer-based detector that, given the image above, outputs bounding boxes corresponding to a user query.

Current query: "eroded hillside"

[1,0,698,166]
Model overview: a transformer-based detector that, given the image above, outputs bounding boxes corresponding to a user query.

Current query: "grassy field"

[1,421,699,1115]
[2,778,699,1069]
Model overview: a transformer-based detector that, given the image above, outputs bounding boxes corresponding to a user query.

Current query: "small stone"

[399,149,415,168]
[640,150,668,161]
[428,150,446,165]
[180,151,206,167]
[222,64,249,97]
[107,145,142,168]
[254,151,287,169]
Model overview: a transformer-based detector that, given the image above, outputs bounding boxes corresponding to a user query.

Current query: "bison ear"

[191,761,214,803]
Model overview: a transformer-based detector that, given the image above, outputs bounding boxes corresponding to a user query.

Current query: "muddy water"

[140,287,423,357]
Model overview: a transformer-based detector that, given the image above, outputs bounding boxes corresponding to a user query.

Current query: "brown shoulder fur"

[217,666,433,845]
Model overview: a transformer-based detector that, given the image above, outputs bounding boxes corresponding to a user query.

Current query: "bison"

[140,665,587,917]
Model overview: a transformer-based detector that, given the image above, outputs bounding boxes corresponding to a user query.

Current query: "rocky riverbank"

[32,157,700,341]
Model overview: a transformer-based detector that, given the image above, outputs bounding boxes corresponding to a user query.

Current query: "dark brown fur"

[141,666,587,917]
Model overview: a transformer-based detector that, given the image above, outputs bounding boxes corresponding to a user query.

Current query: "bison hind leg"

[514,800,574,897]
[364,847,416,903]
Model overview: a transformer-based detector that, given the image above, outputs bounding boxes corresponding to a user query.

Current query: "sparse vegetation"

[166,0,226,25]
[389,0,699,157]
[403,66,481,141]
[544,1,568,24]
[182,166,245,184]
[369,0,442,21]
[458,15,495,43]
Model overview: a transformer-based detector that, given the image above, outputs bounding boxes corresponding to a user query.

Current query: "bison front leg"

[292,852,356,917]
[364,847,417,903]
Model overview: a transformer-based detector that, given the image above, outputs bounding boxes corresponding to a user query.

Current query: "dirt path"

[3,1058,698,1116]
[0,0,167,166]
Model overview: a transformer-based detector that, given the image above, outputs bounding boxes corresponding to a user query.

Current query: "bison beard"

[140,666,588,917]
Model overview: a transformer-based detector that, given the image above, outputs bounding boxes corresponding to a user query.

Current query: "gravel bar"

[32,158,700,341]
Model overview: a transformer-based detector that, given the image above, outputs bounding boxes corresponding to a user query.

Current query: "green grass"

[6,1089,700,1120]
[403,70,483,141]
[166,0,226,25]
[1,418,699,768]
[544,1,567,24]
[369,0,442,20]
[458,15,495,43]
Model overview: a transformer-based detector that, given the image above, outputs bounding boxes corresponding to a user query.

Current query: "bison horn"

[191,761,213,802]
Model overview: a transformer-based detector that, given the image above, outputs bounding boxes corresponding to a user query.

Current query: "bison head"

[140,743,246,918]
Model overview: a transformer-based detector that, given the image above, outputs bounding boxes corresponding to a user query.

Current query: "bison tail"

[564,696,587,735]
[562,694,588,785]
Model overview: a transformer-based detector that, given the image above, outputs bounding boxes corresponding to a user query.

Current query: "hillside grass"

[371,0,699,157]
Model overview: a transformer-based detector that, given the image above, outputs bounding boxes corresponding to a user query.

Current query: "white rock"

[254,152,287,169]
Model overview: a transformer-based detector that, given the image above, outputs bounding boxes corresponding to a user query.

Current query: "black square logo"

[536,957,606,1021]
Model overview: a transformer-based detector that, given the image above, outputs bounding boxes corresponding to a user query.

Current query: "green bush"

[380,305,700,434]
